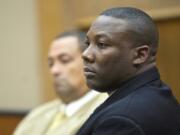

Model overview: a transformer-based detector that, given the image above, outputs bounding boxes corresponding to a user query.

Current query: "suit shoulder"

[93,115,145,135]
[21,99,61,122]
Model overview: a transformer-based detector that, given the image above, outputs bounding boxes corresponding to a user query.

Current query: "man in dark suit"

[76,7,180,135]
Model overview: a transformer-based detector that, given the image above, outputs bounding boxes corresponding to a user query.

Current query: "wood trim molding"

[147,5,180,20]
[76,6,180,29]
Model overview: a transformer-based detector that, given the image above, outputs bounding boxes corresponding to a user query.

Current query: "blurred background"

[0,0,180,134]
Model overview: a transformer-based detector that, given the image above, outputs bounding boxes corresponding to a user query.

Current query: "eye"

[85,39,90,47]
[97,42,108,49]
[59,55,73,64]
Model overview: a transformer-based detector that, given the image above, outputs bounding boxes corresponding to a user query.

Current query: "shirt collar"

[64,90,99,117]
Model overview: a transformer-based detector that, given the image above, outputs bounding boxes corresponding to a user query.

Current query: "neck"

[59,88,90,104]
[135,62,156,76]
[108,62,156,96]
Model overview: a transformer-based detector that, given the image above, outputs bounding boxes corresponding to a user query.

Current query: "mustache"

[53,77,68,85]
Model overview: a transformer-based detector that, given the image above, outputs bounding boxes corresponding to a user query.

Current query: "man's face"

[48,36,88,102]
[82,16,136,92]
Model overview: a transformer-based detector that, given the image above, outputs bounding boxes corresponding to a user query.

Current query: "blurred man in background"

[14,31,107,135]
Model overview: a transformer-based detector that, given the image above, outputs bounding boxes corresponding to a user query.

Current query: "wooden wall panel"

[0,112,26,135]
[156,18,180,101]
[65,0,180,22]
[0,116,23,135]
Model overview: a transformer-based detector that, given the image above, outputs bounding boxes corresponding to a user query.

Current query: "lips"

[84,66,95,72]
[84,66,96,78]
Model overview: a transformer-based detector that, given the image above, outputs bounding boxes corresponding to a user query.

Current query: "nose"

[82,45,95,63]
[50,62,62,77]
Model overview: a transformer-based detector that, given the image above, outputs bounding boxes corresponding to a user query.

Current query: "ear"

[132,45,150,65]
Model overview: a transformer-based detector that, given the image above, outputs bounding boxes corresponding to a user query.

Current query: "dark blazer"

[76,67,180,135]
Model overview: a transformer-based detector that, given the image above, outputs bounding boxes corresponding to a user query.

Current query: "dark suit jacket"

[76,67,180,135]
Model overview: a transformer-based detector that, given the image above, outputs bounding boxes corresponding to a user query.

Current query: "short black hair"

[55,30,86,52]
[100,7,159,57]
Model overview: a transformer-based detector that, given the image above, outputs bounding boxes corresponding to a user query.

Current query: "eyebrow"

[95,32,112,41]
[87,32,112,41]
[48,53,67,60]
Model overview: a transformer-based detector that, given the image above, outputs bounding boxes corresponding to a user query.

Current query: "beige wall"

[0,0,43,110]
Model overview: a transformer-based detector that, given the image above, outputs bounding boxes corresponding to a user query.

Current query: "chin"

[55,88,69,96]
[87,81,111,93]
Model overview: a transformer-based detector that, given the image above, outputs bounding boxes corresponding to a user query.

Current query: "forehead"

[87,15,128,37]
[49,36,80,56]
